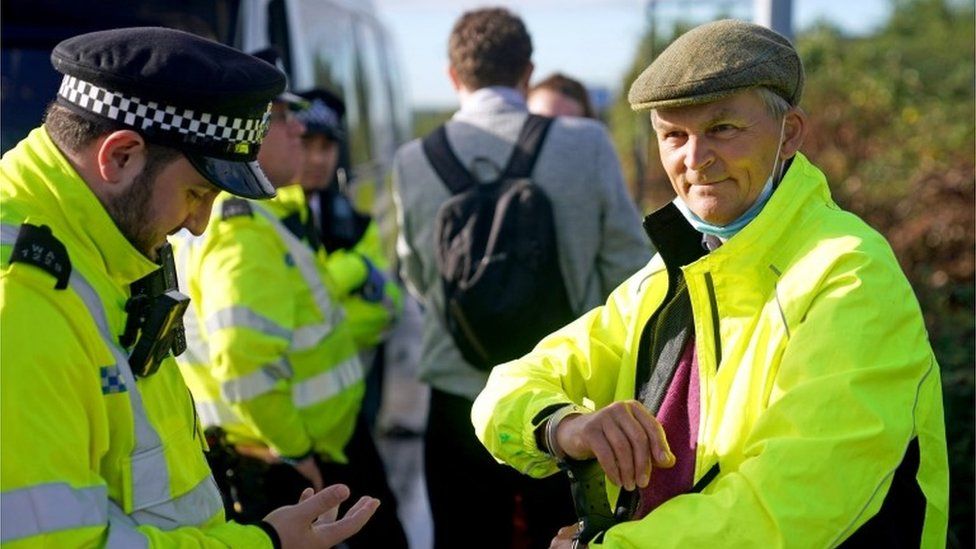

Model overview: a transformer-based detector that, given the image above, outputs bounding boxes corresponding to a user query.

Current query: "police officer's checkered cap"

[297,98,344,140]
[51,27,286,161]
[58,75,268,153]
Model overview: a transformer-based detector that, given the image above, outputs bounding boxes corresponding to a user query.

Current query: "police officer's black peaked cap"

[296,88,346,141]
[51,27,286,199]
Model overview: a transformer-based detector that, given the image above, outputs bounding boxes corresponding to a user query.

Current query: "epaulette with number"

[8,223,72,290]
[221,198,253,220]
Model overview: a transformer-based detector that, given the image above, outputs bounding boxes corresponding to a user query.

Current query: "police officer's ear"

[780,107,807,160]
[95,130,148,188]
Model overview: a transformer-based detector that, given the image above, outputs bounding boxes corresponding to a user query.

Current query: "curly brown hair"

[448,7,532,90]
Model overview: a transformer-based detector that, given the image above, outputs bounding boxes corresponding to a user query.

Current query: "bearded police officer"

[0,27,377,548]
[473,19,949,548]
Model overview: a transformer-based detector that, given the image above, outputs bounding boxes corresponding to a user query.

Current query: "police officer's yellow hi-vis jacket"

[1,128,274,547]
[473,153,949,547]
[285,194,402,350]
[174,184,364,462]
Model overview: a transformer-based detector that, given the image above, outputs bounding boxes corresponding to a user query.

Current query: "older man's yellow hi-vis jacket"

[472,153,949,547]
[1,128,274,547]
[174,184,364,463]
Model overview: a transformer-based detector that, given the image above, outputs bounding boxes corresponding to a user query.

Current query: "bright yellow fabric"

[283,186,401,349]
[472,153,949,547]
[177,185,364,462]
[1,127,271,547]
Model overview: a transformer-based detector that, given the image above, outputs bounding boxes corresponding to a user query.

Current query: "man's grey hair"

[755,86,792,119]
[649,86,793,129]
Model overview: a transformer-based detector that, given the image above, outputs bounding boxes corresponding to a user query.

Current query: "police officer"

[295,88,402,428]
[0,27,377,548]
[174,49,406,547]
[294,88,409,547]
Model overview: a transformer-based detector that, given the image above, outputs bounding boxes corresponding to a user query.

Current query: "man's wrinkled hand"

[556,400,675,491]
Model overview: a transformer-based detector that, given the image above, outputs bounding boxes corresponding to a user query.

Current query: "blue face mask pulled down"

[675,117,787,240]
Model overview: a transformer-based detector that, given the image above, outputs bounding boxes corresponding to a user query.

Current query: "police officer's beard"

[104,164,160,260]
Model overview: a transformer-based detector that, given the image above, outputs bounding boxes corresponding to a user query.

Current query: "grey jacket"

[392,87,651,399]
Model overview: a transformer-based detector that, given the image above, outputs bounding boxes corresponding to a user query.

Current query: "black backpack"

[422,114,575,371]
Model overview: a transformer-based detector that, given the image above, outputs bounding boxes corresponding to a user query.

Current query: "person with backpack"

[391,7,651,548]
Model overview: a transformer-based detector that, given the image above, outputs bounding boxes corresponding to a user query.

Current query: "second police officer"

[174,48,408,548]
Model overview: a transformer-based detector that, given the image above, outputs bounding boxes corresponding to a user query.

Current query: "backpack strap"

[504,114,554,178]
[421,125,480,195]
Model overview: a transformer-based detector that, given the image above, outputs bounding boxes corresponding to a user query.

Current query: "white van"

[1,0,411,215]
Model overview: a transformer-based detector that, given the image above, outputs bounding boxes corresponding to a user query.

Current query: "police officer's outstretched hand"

[556,400,676,491]
[264,484,380,548]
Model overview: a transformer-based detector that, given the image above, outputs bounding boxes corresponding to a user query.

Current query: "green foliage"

[609,1,975,545]
[608,23,693,212]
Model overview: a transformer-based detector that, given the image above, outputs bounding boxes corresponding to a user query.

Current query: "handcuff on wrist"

[543,405,619,547]
[544,404,587,461]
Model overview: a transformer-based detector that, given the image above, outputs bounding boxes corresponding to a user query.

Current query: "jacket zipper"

[693,271,723,491]
[703,272,722,366]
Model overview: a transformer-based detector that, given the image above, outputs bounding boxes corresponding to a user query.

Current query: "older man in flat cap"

[0,27,377,548]
[472,19,948,548]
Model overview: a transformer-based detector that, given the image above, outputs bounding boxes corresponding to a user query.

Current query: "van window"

[357,19,396,168]
[1,0,240,153]
[266,0,292,76]
[298,4,366,169]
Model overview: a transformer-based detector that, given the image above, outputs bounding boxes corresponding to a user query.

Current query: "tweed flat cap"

[628,19,804,111]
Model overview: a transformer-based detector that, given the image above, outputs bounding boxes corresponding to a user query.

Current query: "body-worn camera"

[120,243,190,377]
[126,290,189,377]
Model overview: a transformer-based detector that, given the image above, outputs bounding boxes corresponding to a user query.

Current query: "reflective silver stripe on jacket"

[1,224,223,532]
[205,305,292,341]
[182,204,342,355]
[220,357,293,403]
[129,476,224,529]
[292,355,364,408]
[107,501,149,548]
[172,234,209,366]
[195,399,240,427]
[0,483,107,542]
[251,203,341,350]
[204,304,339,354]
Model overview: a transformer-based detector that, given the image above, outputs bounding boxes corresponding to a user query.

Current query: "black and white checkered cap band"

[58,75,270,156]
